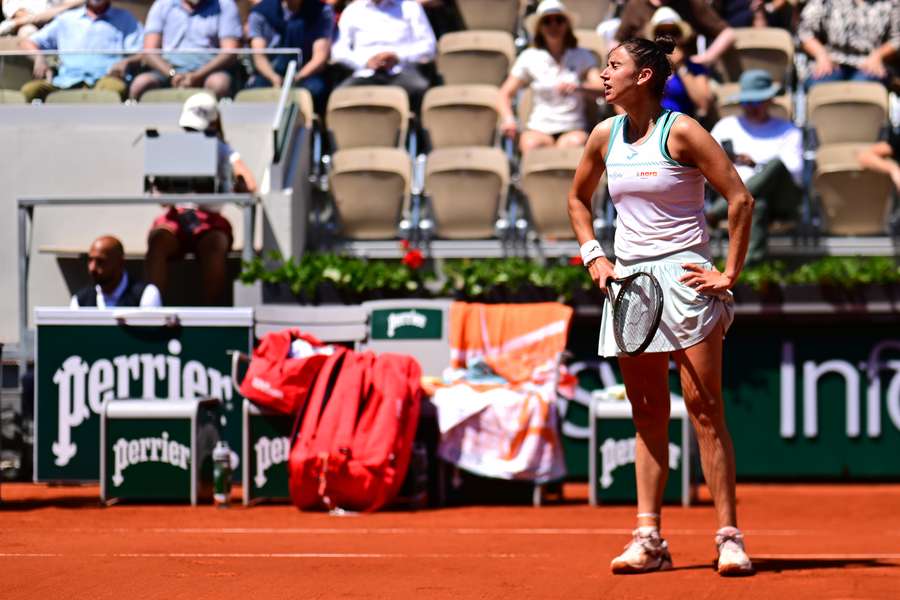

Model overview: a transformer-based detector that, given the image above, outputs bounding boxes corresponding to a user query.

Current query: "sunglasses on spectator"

[541,15,568,26]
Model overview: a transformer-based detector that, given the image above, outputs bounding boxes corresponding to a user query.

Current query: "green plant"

[439,257,593,301]
[785,256,900,288]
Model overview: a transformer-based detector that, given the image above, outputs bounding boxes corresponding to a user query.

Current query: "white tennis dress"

[597,110,734,357]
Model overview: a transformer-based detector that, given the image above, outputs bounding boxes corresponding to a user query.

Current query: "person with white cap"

[145,92,257,305]
[497,0,604,155]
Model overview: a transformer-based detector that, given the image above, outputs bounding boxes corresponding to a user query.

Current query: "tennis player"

[568,36,755,576]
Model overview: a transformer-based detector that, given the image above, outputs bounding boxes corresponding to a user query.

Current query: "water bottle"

[213,440,232,508]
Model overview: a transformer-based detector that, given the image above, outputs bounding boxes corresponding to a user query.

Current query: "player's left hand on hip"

[679,263,732,295]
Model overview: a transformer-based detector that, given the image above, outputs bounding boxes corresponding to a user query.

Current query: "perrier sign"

[35,308,252,482]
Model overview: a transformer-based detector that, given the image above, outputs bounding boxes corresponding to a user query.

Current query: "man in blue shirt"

[19,0,143,102]
[128,0,242,101]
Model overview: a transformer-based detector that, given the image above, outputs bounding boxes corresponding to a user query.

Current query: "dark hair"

[617,35,675,98]
[533,16,578,51]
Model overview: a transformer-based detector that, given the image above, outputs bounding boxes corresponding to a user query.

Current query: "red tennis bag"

[288,348,422,512]
[238,328,331,415]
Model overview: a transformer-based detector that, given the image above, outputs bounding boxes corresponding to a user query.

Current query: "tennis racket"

[605,272,664,356]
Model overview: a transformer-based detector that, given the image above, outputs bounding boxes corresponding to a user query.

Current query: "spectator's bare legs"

[203,72,232,99]
[130,72,163,101]
[557,130,588,148]
[619,351,672,529]
[673,320,738,528]
[519,130,555,154]
[145,228,180,299]
[195,229,230,305]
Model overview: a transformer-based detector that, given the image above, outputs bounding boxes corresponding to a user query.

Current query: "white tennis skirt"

[597,245,734,357]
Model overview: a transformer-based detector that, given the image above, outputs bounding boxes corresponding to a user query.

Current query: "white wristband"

[580,239,604,267]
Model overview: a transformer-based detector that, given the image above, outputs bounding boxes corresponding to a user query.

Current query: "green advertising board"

[35,308,252,483]
[370,308,443,340]
[243,400,293,505]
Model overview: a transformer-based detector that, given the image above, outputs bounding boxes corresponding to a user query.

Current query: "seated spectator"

[145,92,257,306]
[0,0,83,38]
[615,0,735,67]
[19,0,143,102]
[711,0,795,30]
[707,70,802,265]
[648,7,712,121]
[71,235,162,308]
[417,0,462,39]
[857,129,900,193]
[247,0,334,112]
[799,0,899,90]
[330,0,437,112]
[129,0,243,101]
[497,0,603,154]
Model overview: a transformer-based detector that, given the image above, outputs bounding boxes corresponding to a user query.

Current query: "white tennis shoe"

[715,526,755,576]
[610,528,673,574]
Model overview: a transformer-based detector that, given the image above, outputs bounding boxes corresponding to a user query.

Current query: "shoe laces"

[715,527,745,554]
[627,529,668,556]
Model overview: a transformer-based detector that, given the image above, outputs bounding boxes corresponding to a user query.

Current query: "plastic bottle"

[213,440,232,508]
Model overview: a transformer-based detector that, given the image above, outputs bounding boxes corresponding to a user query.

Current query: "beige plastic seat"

[565,0,616,29]
[574,29,607,70]
[326,85,409,150]
[437,30,516,87]
[329,147,411,239]
[520,146,586,239]
[814,143,893,235]
[717,27,794,85]
[0,89,26,103]
[807,81,888,146]
[714,82,792,121]
[235,86,315,128]
[45,88,122,104]
[455,0,519,33]
[140,87,207,103]
[421,84,499,149]
[0,43,34,91]
[425,146,509,238]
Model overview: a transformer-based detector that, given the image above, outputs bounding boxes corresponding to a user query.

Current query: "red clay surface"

[2,482,899,599]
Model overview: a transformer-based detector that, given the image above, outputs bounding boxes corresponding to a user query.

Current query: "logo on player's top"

[625,148,638,160]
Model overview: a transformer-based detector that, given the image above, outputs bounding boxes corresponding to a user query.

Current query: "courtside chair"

[565,0,616,29]
[713,82,792,121]
[520,146,584,239]
[329,147,412,239]
[325,85,410,150]
[716,27,794,87]
[813,143,894,235]
[0,89,26,103]
[806,81,889,146]
[455,0,519,33]
[424,146,510,239]
[45,88,122,103]
[140,87,206,103]
[437,30,516,87]
[421,84,500,150]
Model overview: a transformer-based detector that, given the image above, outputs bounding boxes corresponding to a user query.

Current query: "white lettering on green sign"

[254,436,291,488]
[599,437,681,489]
[112,430,190,487]
[52,339,231,467]
[387,310,427,338]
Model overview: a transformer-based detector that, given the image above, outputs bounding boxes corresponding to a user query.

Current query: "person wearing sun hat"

[707,69,802,264]
[497,0,605,155]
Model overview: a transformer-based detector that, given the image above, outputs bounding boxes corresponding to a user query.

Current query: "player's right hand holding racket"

[585,256,617,292]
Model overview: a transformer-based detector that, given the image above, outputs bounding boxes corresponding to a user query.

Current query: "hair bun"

[654,34,676,55]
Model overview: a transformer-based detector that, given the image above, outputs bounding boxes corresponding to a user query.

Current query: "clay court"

[3,481,898,599]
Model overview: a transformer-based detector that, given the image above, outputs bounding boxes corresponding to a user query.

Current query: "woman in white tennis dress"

[568,36,756,576]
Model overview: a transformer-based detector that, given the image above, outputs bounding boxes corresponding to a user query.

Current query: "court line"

[754,553,900,560]
[48,527,813,536]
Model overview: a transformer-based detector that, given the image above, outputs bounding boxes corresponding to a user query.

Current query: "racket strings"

[613,275,663,354]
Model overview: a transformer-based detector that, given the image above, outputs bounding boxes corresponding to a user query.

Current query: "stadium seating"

[813,143,894,235]
[424,146,509,239]
[574,29,608,70]
[717,27,794,87]
[421,84,499,149]
[565,0,616,30]
[520,146,585,239]
[325,85,409,150]
[329,147,411,239]
[807,81,889,146]
[0,89,26,103]
[437,30,517,87]
[45,89,122,104]
[140,88,208,103]
[235,86,315,130]
[714,82,792,121]
[455,0,520,33]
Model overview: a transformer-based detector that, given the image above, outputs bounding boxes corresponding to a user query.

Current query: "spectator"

[247,0,334,112]
[615,0,736,67]
[70,235,162,308]
[0,0,83,38]
[707,69,802,265]
[497,0,603,154]
[711,0,795,30]
[417,0,462,39]
[330,0,437,111]
[857,129,900,193]
[145,92,257,306]
[648,7,712,121]
[799,0,899,90]
[129,0,243,101]
[19,0,143,102]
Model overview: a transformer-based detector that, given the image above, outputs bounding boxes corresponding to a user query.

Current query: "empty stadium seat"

[814,143,894,235]
[235,86,315,129]
[326,85,409,150]
[455,0,519,33]
[714,82,792,121]
[0,89,26,104]
[45,88,122,104]
[424,146,509,238]
[574,29,608,70]
[520,146,585,239]
[565,0,616,29]
[140,87,207,103]
[437,31,516,87]
[329,147,411,239]
[807,81,889,146]
[421,84,499,149]
[717,27,794,86]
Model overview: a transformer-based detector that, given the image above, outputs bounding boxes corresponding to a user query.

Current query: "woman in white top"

[568,36,756,577]
[496,0,603,154]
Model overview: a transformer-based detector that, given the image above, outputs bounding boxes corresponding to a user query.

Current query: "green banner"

[370,308,443,340]
[105,418,193,501]
[246,410,293,502]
